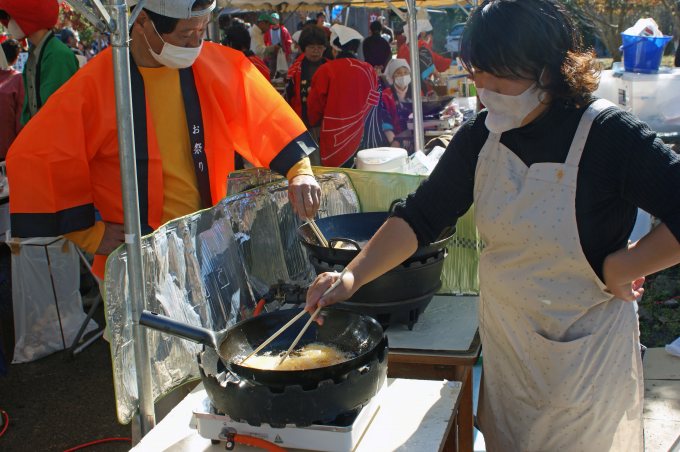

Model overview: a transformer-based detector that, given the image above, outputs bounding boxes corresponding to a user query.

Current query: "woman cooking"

[305,1,680,450]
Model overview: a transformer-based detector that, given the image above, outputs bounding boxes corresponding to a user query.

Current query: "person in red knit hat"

[0,0,78,124]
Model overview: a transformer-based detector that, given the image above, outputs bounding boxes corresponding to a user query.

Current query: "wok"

[139,308,386,389]
[404,96,454,117]
[298,212,455,265]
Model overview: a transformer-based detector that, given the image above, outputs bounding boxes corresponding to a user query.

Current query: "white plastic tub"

[355,148,408,173]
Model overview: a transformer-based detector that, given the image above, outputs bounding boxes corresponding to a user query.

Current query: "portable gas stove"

[192,382,386,451]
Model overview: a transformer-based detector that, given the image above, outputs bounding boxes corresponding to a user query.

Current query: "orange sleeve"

[229,54,315,176]
[6,58,106,237]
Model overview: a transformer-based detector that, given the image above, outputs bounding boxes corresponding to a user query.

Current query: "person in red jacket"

[381,58,413,149]
[264,13,292,67]
[307,24,390,167]
[285,25,328,126]
[223,22,270,81]
[0,38,23,159]
[397,19,451,93]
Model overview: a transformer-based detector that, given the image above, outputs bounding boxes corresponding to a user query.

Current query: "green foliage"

[561,0,676,60]
[639,264,680,347]
[58,4,96,46]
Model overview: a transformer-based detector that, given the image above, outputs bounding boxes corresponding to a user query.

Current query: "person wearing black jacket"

[362,20,391,72]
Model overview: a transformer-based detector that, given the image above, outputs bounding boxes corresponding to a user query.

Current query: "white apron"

[474,99,644,451]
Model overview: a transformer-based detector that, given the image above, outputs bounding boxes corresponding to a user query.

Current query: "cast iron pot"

[139,308,387,389]
[298,212,454,266]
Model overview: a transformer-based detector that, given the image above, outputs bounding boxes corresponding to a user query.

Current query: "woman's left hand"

[602,248,645,301]
[604,273,645,302]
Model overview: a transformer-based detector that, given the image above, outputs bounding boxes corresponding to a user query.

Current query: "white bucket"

[355,148,408,173]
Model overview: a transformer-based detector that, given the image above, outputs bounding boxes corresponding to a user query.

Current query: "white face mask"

[394,75,411,88]
[8,19,25,40]
[477,84,542,134]
[144,22,202,69]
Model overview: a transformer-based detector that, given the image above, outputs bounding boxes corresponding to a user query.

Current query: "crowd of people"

[218,11,455,164]
[1,5,456,167]
[0,0,111,159]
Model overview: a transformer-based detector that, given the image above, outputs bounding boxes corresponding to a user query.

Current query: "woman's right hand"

[305,270,356,313]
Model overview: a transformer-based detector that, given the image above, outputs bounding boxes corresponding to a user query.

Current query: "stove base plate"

[192,384,386,452]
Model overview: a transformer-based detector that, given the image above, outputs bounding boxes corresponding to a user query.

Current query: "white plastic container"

[355,148,408,173]
[605,68,680,133]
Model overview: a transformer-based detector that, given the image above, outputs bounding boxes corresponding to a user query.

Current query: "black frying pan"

[139,308,386,387]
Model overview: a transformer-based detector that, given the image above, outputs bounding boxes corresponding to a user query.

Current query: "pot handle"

[329,238,362,250]
[139,310,217,349]
[389,198,405,213]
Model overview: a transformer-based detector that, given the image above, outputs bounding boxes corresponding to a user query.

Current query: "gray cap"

[130,0,216,19]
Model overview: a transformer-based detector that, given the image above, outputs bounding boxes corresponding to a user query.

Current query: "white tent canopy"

[221,0,471,9]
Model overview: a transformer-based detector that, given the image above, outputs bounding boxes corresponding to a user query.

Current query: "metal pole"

[108,0,156,437]
[406,0,425,152]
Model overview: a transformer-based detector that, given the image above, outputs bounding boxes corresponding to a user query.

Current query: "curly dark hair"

[460,0,599,107]
[298,25,327,51]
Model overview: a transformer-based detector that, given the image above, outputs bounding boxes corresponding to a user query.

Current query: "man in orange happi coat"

[7,0,321,278]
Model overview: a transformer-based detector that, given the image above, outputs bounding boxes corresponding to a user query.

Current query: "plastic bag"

[624,18,663,37]
[275,48,288,75]
[11,238,97,363]
[666,336,680,358]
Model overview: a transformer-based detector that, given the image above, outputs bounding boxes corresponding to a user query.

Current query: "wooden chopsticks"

[308,218,329,248]
[277,268,348,366]
[240,268,349,367]
[240,309,309,364]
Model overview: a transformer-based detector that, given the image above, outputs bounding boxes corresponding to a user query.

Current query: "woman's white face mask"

[394,75,411,88]
[144,21,202,69]
[477,84,542,134]
[8,19,25,40]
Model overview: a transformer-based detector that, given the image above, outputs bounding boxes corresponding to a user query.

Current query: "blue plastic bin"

[620,33,672,73]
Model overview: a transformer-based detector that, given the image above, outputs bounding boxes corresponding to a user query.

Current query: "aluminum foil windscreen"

[104,172,360,424]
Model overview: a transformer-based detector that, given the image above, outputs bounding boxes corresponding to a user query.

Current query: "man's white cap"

[330,24,363,50]
[128,0,216,19]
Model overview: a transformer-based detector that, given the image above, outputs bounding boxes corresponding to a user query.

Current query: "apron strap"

[565,99,616,166]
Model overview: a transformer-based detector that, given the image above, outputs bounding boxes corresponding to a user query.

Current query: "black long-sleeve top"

[393,100,680,280]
